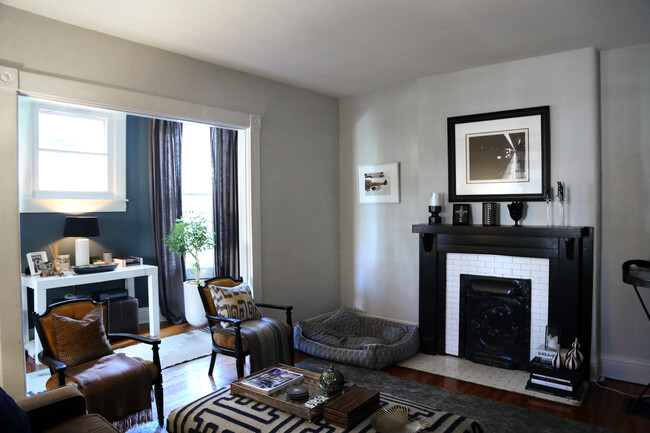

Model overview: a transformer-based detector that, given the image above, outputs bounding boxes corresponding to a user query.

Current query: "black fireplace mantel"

[412,224,594,375]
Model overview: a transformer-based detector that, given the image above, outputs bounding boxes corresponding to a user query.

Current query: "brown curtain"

[149,119,185,323]
[210,127,240,279]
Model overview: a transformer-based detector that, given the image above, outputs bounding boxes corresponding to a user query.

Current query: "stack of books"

[526,357,586,400]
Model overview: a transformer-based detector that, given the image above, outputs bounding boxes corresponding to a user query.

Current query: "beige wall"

[0,5,340,396]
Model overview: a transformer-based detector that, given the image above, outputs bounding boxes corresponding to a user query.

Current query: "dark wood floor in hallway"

[26,322,650,432]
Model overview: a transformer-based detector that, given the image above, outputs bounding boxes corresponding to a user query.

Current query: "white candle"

[430,192,442,207]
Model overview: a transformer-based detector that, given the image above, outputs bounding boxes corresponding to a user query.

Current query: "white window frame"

[18,96,127,213]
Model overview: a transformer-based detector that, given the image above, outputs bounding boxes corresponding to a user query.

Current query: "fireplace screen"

[459,274,531,370]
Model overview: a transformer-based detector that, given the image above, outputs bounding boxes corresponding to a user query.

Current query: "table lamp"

[63,216,100,266]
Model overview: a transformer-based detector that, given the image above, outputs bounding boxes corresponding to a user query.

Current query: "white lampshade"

[429,192,443,207]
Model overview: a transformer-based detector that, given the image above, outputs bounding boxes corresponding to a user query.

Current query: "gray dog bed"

[294,308,420,369]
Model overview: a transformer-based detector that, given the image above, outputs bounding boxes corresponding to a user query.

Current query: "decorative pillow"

[209,283,262,328]
[52,305,113,367]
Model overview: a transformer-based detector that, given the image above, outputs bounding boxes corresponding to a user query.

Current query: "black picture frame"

[448,106,550,202]
[452,204,471,225]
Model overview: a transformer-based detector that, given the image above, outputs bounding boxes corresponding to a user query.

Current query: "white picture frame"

[357,162,400,204]
[26,251,48,276]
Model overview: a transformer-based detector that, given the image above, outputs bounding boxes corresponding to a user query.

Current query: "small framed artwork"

[545,324,561,351]
[357,162,400,204]
[452,204,471,225]
[26,251,48,276]
[448,106,550,202]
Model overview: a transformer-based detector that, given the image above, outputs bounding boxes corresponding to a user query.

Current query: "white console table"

[21,264,160,361]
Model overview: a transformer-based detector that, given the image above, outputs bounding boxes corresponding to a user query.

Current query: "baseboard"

[600,352,650,385]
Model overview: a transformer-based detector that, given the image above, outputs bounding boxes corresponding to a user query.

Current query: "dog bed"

[294,308,420,369]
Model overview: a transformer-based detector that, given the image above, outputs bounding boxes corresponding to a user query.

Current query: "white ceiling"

[3,0,650,97]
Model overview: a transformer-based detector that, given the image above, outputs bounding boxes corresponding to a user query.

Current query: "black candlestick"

[429,205,441,224]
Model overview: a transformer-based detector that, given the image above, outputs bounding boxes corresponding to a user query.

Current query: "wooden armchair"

[198,276,294,378]
[30,298,164,427]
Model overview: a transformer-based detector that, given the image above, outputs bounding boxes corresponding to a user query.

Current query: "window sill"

[20,198,127,213]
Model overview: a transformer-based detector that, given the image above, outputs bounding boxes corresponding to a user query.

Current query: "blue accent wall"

[20,115,155,308]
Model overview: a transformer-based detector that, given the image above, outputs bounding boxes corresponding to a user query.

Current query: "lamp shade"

[63,216,100,237]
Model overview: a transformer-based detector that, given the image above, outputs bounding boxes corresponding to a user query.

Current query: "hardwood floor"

[26,322,650,432]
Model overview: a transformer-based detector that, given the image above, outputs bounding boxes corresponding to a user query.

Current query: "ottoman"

[166,387,483,433]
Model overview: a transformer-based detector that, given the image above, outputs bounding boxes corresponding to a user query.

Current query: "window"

[19,96,127,212]
[181,122,215,278]
[180,121,249,282]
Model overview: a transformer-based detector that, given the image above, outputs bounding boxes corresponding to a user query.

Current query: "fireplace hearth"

[459,274,531,370]
[412,224,594,380]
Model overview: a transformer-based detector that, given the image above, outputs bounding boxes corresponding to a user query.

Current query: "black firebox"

[459,274,531,370]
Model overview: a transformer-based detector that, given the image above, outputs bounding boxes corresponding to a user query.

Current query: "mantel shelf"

[412,224,589,239]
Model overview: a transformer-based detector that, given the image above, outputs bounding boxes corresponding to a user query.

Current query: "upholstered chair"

[30,298,164,428]
[197,276,294,378]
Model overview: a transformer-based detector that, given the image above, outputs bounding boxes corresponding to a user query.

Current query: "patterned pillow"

[209,283,262,328]
[52,305,114,367]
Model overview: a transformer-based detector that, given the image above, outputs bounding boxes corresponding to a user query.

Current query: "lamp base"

[75,238,90,266]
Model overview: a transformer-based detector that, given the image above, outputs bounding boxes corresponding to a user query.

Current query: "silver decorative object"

[371,405,429,433]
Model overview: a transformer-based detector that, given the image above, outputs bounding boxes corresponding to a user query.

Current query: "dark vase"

[507,201,525,226]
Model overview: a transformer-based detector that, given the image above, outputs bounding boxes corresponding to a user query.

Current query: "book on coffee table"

[242,367,304,395]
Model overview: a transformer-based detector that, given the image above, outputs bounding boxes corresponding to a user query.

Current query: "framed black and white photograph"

[357,162,400,204]
[448,106,550,202]
[26,251,48,276]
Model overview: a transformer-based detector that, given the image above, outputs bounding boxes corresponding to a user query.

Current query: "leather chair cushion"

[51,305,113,367]
[45,358,159,391]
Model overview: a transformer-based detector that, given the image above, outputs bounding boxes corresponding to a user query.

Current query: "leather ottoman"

[108,296,139,335]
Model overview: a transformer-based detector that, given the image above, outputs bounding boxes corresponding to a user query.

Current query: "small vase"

[507,201,525,227]
[570,338,584,364]
[319,365,344,396]
[551,348,563,369]
[564,351,580,371]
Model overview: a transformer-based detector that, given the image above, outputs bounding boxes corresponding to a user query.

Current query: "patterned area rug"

[26,329,211,395]
[128,357,616,433]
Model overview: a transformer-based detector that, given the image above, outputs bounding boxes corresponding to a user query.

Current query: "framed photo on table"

[357,162,400,204]
[26,251,48,276]
[448,106,550,202]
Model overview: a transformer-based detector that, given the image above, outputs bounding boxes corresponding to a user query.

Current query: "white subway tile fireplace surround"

[445,253,550,359]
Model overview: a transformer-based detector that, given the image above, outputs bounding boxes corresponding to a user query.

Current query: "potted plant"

[164,212,214,326]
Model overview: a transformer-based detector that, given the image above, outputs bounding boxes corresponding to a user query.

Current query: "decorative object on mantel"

[507,201,525,226]
[447,106,550,202]
[428,192,442,224]
[544,186,553,226]
[357,162,400,204]
[63,215,100,266]
[556,181,565,226]
[482,202,497,226]
[452,204,470,225]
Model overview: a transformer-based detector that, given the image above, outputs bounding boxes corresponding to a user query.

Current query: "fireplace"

[459,274,531,370]
[412,224,593,379]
